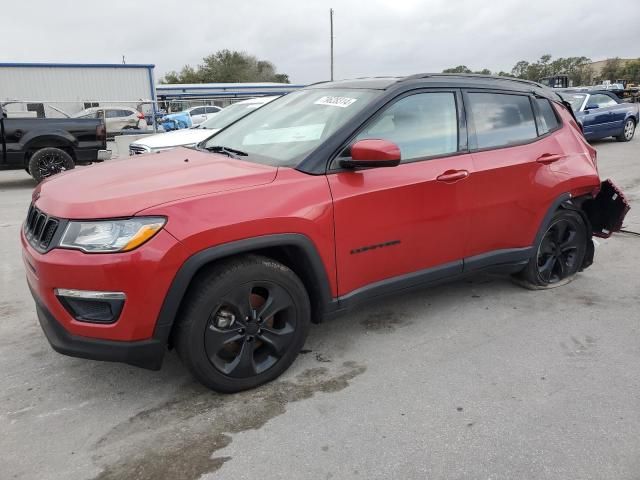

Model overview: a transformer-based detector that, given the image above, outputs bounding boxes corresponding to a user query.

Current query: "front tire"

[28,147,75,183]
[515,210,588,290]
[616,119,635,142]
[175,255,311,393]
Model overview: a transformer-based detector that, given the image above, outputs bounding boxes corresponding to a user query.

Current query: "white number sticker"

[314,96,358,108]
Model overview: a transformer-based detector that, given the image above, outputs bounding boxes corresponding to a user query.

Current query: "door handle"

[536,153,564,164]
[436,169,469,183]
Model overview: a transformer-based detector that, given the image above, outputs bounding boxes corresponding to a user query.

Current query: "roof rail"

[400,73,547,89]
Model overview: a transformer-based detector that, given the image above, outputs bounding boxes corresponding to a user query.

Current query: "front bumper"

[21,225,187,370]
[31,286,166,370]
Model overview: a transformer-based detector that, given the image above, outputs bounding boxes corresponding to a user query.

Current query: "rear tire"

[514,210,588,290]
[616,119,635,142]
[175,255,311,393]
[28,147,75,183]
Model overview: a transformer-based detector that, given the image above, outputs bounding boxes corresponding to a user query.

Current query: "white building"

[0,62,156,118]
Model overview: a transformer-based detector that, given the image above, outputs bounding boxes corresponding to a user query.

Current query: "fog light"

[55,289,125,324]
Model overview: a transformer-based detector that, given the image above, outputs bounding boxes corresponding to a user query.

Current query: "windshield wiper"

[204,145,248,158]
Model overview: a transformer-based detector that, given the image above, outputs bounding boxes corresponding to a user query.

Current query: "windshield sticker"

[243,124,326,145]
[314,96,358,108]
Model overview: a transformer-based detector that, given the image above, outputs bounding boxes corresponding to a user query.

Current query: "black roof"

[308,73,562,101]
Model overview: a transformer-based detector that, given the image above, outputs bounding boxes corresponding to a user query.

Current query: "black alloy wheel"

[536,218,583,284]
[175,255,310,393]
[205,281,297,377]
[28,147,75,183]
[515,210,588,289]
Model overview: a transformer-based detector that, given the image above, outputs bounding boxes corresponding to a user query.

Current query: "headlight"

[59,217,166,253]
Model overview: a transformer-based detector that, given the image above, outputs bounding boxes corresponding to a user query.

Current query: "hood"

[35,148,277,219]
[132,128,218,150]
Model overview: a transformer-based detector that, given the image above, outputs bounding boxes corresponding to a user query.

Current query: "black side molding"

[153,233,334,341]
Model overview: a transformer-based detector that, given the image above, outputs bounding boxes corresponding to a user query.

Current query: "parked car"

[160,105,222,131]
[129,96,278,155]
[560,90,639,142]
[23,75,628,392]
[0,106,109,182]
[72,106,147,135]
[184,105,222,125]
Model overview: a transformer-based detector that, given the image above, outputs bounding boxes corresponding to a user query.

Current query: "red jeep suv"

[22,75,628,392]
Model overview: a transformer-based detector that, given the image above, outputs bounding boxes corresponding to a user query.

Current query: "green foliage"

[621,59,640,83]
[442,65,473,74]
[161,50,290,84]
[443,54,602,85]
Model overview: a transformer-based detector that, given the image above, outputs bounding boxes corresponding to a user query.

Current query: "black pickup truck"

[0,107,110,183]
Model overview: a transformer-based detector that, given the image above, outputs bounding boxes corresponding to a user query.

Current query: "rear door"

[463,91,562,263]
[328,90,474,297]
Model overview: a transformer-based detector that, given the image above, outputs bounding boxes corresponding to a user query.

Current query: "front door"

[328,91,474,298]
[582,93,619,138]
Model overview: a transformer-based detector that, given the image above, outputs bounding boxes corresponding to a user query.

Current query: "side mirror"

[585,104,599,110]
[340,139,401,169]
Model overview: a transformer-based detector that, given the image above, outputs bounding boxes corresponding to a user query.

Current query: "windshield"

[202,89,378,167]
[562,93,586,112]
[198,100,271,130]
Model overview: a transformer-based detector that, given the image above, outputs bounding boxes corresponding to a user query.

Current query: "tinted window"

[535,98,560,135]
[190,107,205,115]
[205,106,220,113]
[468,93,537,149]
[589,94,617,108]
[354,92,458,161]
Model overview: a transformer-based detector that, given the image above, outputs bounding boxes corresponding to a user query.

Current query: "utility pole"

[330,8,334,81]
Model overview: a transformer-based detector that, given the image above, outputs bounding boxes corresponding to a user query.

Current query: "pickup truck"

[0,106,110,183]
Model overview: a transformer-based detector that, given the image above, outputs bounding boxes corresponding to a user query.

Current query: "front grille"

[25,204,60,252]
[129,144,149,155]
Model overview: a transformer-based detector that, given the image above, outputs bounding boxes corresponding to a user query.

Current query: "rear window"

[535,98,560,135]
[468,93,537,149]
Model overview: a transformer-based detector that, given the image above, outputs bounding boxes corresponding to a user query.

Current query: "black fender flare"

[153,233,334,343]
[23,134,75,165]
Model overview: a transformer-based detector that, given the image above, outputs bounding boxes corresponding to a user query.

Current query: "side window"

[590,94,617,108]
[105,109,122,118]
[205,106,220,113]
[353,92,458,162]
[190,107,205,116]
[468,93,537,149]
[535,98,560,135]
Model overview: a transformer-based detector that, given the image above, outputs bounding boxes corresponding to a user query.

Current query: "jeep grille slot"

[24,204,60,252]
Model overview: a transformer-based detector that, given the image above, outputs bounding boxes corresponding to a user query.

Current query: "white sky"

[3,0,639,84]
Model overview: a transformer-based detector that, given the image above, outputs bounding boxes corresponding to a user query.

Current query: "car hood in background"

[132,128,219,150]
[34,148,277,218]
